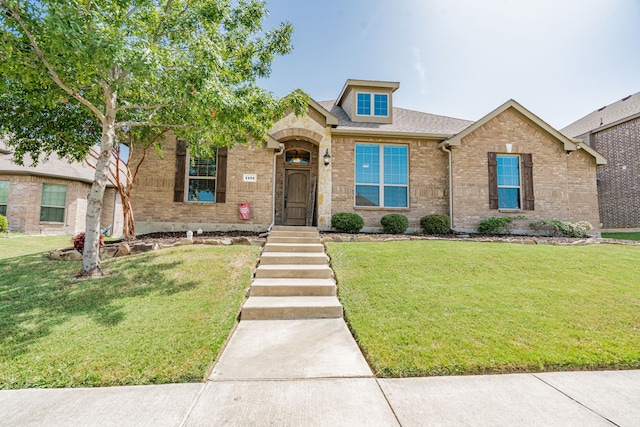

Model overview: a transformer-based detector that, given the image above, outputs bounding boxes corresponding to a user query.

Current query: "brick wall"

[0,174,94,235]
[330,135,449,231]
[592,117,640,229]
[451,108,601,232]
[130,133,275,234]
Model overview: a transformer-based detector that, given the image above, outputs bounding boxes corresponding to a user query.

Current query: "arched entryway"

[275,140,319,226]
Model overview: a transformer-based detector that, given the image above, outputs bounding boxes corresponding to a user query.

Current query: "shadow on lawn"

[0,252,197,358]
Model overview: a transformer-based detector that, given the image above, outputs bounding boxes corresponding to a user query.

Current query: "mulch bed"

[123,231,640,246]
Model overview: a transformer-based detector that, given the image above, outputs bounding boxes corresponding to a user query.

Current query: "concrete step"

[267,236,321,244]
[269,231,320,240]
[271,226,318,232]
[255,264,333,279]
[241,296,343,320]
[263,243,325,253]
[250,278,336,296]
[260,252,328,265]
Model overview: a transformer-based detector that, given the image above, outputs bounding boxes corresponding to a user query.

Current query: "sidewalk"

[2,363,639,426]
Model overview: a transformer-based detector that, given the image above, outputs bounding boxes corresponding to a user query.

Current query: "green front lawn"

[0,234,72,260]
[0,242,259,389]
[327,240,640,377]
[602,232,640,241]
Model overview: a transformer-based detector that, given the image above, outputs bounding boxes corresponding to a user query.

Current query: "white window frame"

[354,143,409,208]
[40,183,67,223]
[187,152,217,203]
[0,180,8,217]
[497,154,522,210]
[356,92,389,117]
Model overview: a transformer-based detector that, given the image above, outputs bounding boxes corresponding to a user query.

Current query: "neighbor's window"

[355,144,408,208]
[356,93,389,117]
[497,154,521,209]
[0,181,8,216]
[188,154,217,202]
[40,184,67,222]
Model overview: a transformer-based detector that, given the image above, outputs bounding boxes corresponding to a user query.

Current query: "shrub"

[530,220,593,238]
[0,214,7,233]
[477,216,525,235]
[71,232,105,253]
[420,214,450,234]
[380,214,409,234]
[331,212,364,234]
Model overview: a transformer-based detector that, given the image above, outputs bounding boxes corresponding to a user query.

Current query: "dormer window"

[356,93,389,117]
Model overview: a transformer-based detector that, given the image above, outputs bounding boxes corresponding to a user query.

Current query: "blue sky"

[259,0,640,129]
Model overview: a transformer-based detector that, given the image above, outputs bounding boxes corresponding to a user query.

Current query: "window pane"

[497,155,520,186]
[384,146,408,185]
[355,144,380,184]
[188,178,216,202]
[0,205,6,216]
[498,188,520,209]
[357,93,371,115]
[41,184,66,207]
[0,181,8,204]
[374,94,388,116]
[355,185,379,206]
[189,158,216,177]
[40,207,64,222]
[384,186,408,208]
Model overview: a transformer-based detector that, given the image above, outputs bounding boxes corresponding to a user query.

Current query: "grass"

[326,240,640,377]
[0,234,72,260]
[602,232,640,241]
[0,237,259,389]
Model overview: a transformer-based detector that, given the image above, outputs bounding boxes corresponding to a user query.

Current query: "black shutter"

[488,152,498,209]
[174,139,187,202]
[216,147,228,203]
[522,153,534,210]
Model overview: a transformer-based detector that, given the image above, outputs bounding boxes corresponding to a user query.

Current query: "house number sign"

[243,174,257,182]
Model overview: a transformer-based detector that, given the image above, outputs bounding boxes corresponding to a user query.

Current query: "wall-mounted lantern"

[323,148,331,166]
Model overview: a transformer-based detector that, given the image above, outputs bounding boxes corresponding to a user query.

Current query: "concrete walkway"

[2,227,639,426]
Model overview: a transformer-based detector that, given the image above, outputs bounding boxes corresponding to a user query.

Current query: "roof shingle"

[561,91,640,138]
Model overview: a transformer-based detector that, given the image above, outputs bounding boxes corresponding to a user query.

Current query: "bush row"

[330,212,593,238]
[330,213,451,235]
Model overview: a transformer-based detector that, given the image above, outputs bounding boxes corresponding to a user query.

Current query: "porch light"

[323,148,331,166]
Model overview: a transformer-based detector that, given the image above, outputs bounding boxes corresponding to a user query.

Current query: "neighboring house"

[131,79,606,235]
[561,92,640,231]
[0,139,123,236]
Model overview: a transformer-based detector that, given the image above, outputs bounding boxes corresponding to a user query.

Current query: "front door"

[284,169,310,226]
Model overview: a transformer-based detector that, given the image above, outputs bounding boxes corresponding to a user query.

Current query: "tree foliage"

[0,0,307,275]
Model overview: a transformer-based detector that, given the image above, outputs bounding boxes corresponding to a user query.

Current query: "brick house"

[0,139,123,236]
[561,92,640,231]
[131,79,606,235]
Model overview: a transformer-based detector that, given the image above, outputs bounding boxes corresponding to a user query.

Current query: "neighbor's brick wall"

[592,117,640,229]
[0,174,93,235]
[330,135,449,231]
[130,132,274,234]
[451,108,601,232]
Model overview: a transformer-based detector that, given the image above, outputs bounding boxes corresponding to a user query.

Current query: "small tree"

[1,0,307,275]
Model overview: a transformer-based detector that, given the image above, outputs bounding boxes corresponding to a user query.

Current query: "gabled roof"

[440,99,606,165]
[318,101,473,138]
[561,91,640,138]
[0,139,124,186]
[308,98,339,126]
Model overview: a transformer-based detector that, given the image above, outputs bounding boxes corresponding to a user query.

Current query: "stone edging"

[48,236,267,261]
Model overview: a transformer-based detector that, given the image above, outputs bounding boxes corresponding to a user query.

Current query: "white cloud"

[412,47,429,95]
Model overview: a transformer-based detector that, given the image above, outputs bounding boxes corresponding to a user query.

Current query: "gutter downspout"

[268,143,285,232]
[441,145,454,230]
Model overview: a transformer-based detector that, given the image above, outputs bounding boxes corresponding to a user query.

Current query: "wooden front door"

[284,169,310,226]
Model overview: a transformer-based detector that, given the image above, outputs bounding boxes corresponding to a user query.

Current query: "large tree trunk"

[121,193,135,240]
[81,104,117,276]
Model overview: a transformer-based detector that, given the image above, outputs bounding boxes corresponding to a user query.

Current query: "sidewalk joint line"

[532,374,620,426]
[375,378,403,426]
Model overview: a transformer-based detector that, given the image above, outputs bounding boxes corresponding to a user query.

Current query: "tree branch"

[116,103,172,112]
[115,121,192,129]
[1,0,106,123]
